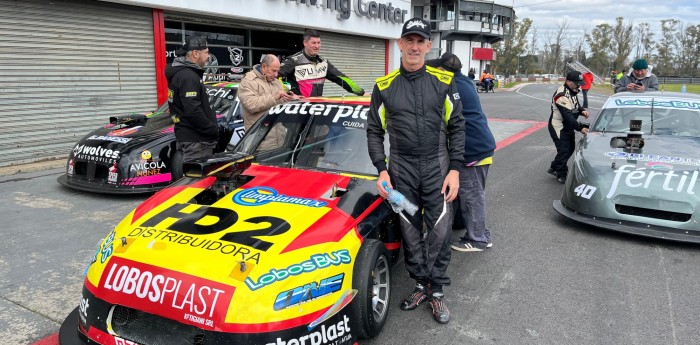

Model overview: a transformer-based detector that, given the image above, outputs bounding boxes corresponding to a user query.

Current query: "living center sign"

[284,0,407,23]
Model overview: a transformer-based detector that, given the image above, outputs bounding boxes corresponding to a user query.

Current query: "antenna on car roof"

[650,97,654,135]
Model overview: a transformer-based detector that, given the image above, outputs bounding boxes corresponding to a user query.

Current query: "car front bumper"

[553,200,700,243]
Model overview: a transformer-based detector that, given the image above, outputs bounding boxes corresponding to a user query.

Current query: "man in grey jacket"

[615,59,659,93]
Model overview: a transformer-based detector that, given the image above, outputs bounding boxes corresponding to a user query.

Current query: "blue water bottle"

[382,181,419,216]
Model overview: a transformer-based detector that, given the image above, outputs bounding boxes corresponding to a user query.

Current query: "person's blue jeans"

[457,164,491,245]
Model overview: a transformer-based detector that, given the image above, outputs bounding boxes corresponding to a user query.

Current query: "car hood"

[83,164,374,332]
[73,119,172,155]
[564,132,700,222]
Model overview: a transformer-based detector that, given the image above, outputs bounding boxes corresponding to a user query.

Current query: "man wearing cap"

[165,36,219,162]
[279,30,367,97]
[367,18,464,324]
[547,71,590,184]
[426,53,496,253]
[614,59,659,93]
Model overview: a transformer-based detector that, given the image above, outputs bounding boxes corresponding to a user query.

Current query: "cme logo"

[233,187,327,208]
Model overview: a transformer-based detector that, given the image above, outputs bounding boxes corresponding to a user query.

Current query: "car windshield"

[208,87,239,115]
[234,102,378,176]
[593,102,700,137]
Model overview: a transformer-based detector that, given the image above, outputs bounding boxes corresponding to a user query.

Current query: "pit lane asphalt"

[2,84,699,344]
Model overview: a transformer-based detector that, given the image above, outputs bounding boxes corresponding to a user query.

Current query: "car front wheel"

[351,239,391,339]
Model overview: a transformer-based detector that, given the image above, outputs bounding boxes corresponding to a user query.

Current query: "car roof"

[603,91,700,109]
[608,91,700,101]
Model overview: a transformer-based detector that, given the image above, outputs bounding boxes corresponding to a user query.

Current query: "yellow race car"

[59,96,401,345]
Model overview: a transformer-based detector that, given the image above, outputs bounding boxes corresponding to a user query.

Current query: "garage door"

[0,0,157,167]
[318,31,386,96]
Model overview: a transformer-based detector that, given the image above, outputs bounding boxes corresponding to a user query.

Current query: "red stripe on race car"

[281,196,383,253]
[241,165,351,200]
[87,326,116,345]
[131,177,216,224]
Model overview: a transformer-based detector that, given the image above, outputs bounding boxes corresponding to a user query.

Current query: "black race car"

[58,82,243,194]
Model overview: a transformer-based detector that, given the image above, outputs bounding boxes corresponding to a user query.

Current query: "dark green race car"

[554,91,700,243]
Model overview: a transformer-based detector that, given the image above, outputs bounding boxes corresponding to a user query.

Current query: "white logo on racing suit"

[607,164,699,199]
[265,315,351,345]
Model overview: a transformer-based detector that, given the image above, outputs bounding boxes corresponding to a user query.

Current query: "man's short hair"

[260,54,278,66]
[303,30,321,41]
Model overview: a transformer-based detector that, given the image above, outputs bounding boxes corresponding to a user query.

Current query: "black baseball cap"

[425,52,462,72]
[401,17,431,39]
[176,36,208,56]
[566,71,585,85]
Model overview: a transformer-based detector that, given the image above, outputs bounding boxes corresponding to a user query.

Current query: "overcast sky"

[496,0,700,35]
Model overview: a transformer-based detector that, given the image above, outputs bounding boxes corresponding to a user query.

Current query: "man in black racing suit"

[366,17,465,324]
[279,30,366,97]
[547,71,590,183]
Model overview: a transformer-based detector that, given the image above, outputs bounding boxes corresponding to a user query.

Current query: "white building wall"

[103,0,410,80]
[102,0,410,39]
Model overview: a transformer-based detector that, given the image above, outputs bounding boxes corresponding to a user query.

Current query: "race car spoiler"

[183,152,254,179]
[109,113,148,126]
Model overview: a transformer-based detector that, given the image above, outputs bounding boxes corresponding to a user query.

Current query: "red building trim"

[152,9,167,105]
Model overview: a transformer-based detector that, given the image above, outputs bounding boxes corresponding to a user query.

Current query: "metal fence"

[656,77,700,85]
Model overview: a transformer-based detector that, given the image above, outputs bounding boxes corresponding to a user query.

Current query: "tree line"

[492,17,700,78]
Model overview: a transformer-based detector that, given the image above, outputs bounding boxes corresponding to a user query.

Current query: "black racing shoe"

[557,176,566,184]
[400,283,428,311]
[428,292,450,324]
[547,168,558,177]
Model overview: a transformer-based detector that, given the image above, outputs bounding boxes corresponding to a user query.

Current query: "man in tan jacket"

[238,54,297,150]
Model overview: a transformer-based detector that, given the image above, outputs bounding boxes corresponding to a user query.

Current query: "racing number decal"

[141,203,290,251]
[574,184,597,199]
[142,203,238,234]
[219,216,290,251]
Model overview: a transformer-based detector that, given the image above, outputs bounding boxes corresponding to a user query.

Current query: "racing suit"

[548,84,586,178]
[278,50,365,97]
[165,57,219,159]
[367,65,465,289]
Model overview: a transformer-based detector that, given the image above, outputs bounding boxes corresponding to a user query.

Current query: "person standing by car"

[367,18,464,324]
[581,71,594,108]
[426,53,496,253]
[239,54,297,151]
[165,36,219,161]
[547,71,590,184]
[279,30,366,97]
[614,59,659,93]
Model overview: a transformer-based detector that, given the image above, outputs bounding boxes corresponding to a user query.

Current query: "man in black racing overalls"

[366,18,465,324]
